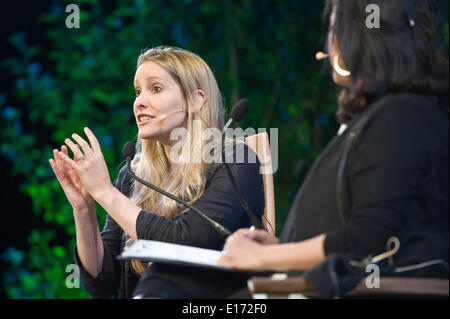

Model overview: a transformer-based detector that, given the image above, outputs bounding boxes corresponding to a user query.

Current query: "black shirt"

[281,93,449,273]
[74,144,265,298]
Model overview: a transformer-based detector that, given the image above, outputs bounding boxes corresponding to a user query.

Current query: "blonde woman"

[49,46,264,298]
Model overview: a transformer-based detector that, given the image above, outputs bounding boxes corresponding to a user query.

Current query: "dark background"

[0,0,448,298]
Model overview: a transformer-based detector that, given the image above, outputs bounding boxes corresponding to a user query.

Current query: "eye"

[152,85,163,93]
[135,89,141,97]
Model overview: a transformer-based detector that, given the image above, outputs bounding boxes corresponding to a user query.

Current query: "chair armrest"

[248,275,449,298]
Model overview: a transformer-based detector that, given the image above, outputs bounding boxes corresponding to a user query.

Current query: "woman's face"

[133,61,188,144]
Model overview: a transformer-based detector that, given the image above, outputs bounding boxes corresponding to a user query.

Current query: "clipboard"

[117,239,274,276]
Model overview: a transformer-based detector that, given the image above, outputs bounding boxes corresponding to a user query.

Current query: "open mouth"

[137,114,156,125]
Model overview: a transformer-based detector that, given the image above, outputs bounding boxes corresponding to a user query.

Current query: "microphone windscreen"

[230,99,248,123]
[123,141,136,160]
[315,51,328,61]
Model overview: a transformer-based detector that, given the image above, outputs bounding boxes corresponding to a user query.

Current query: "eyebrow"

[134,75,164,85]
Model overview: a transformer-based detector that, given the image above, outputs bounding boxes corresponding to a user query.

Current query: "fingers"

[236,227,254,238]
[236,228,274,244]
[53,149,66,176]
[83,127,101,153]
[61,145,73,170]
[65,128,101,160]
[225,231,247,249]
[217,255,232,267]
[51,128,102,189]
[64,138,85,161]
[50,150,70,183]
[237,228,252,234]
[50,148,82,189]
[61,145,69,156]
[247,229,268,241]
[58,150,81,171]
[70,133,93,158]
[49,158,63,182]
[219,233,256,268]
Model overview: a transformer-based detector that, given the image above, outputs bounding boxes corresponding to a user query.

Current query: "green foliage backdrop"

[1,0,448,298]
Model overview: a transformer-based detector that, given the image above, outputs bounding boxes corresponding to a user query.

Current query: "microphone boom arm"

[125,159,232,239]
[221,130,266,230]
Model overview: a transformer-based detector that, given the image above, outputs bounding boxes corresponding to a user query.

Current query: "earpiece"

[157,110,186,121]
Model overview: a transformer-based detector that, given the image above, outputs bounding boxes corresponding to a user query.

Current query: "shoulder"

[350,93,448,141]
[347,94,448,165]
[115,165,128,186]
[224,140,261,165]
[117,164,128,180]
[363,93,446,126]
[114,164,134,196]
[205,141,262,182]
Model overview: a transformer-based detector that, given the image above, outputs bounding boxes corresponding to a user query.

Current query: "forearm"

[92,185,141,241]
[73,207,103,277]
[260,234,326,272]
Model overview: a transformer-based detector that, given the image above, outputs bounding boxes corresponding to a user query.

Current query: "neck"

[161,135,184,167]
[163,143,174,164]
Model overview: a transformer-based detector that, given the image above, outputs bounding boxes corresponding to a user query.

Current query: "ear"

[190,89,206,114]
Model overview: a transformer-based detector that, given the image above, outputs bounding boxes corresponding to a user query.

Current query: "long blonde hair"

[126,46,224,274]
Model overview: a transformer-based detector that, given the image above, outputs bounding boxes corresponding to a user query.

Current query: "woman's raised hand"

[56,127,114,200]
[49,145,95,212]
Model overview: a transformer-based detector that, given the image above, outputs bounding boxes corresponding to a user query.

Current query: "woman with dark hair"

[219,0,449,286]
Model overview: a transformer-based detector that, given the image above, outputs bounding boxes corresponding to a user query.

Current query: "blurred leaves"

[0,0,448,298]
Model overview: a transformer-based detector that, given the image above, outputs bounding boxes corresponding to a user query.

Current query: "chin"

[138,129,168,143]
[138,127,156,139]
[138,132,156,140]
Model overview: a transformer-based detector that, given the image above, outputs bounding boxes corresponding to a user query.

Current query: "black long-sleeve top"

[74,144,265,298]
[281,93,449,274]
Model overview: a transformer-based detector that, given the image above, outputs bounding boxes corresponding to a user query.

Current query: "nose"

[135,103,147,111]
[134,94,148,112]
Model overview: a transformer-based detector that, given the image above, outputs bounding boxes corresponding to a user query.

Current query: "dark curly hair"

[325,0,449,124]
